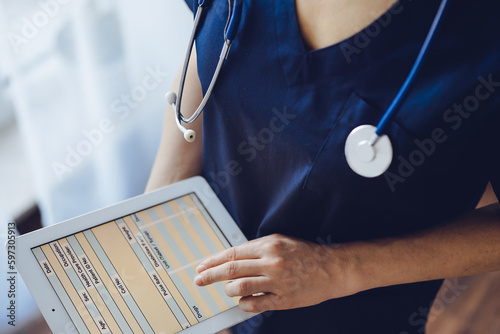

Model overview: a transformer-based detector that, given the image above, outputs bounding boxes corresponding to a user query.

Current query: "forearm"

[146,50,203,192]
[345,203,500,293]
[193,203,500,312]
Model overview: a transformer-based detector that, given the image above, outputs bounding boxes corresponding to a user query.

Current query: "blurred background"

[0,0,191,332]
[0,1,498,333]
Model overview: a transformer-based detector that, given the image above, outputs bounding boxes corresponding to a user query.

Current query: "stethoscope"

[165,0,448,178]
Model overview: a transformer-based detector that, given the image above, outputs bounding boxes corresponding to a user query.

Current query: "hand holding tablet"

[17,177,258,334]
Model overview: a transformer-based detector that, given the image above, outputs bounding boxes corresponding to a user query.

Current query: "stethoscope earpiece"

[184,130,197,142]
[165,91,177,106]
[165,91,197,142]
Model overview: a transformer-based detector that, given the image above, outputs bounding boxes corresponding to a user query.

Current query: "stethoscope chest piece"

[345,125,393,178]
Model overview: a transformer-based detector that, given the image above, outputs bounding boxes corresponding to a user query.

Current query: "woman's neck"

[295,0,399,50]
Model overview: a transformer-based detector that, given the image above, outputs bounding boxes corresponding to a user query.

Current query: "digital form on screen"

[31,193,238,334]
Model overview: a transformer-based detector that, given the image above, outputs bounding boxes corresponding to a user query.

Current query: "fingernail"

[197,264,206,273]
[194,275,203,286]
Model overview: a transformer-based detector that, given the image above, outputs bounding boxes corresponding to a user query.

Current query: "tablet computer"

[16,176,256,334]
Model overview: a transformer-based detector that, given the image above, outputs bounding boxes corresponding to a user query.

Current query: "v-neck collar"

[272,0,417,87]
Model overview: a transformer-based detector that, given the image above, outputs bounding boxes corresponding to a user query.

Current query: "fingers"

[194,259,264,286]
[224,277,271,297]
[238,293,281,313]
[197,242,261,273]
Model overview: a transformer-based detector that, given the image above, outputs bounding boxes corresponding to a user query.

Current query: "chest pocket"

[302,92,418,197]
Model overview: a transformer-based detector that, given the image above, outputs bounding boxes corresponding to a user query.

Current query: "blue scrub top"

[183,0,500,332]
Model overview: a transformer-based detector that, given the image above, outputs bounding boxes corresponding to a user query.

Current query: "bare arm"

[348,202,500,293]
[146,49,203,192]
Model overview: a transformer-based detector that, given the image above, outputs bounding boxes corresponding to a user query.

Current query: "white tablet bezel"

[17,176,257,334]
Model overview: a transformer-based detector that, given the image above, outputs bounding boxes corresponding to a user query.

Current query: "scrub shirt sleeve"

[183,0,196,12]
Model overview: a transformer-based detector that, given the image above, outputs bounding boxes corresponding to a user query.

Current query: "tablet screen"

[31,193,238,334]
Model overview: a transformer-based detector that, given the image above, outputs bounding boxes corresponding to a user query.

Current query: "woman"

[147,0,500,332]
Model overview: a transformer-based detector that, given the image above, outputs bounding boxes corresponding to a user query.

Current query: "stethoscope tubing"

[174,5,205,125]
[169,0,449,175]
[171,0,239,139]
[375,0,449,136]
